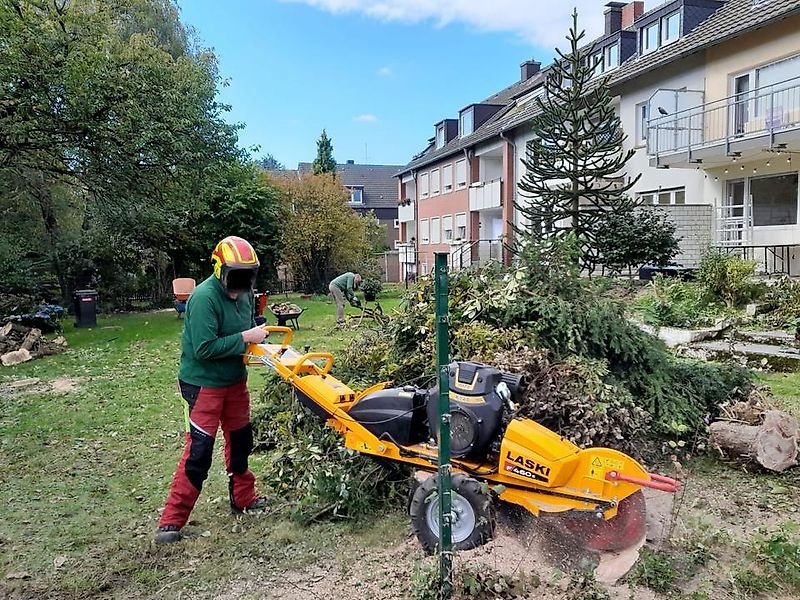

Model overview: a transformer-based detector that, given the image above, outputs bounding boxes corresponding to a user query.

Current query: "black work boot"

[155,525,183,544]
[231,497,268,515]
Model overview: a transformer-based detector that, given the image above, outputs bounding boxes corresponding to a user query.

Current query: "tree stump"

[709,410,799,472]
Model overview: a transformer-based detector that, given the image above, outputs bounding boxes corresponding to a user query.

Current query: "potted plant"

[360,278,382,302]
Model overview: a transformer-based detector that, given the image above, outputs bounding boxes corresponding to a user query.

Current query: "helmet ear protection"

[212,253,224,279]
[211,236,260,292]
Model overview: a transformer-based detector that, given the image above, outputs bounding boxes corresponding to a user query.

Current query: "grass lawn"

[756,371,800,417]
[0,290,405,599]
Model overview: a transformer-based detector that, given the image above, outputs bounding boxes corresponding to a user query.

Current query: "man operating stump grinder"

[156,236,268,544]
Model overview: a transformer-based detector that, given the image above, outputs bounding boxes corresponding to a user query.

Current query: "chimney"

[604,2,626,35]
[622,1,645,29]
[520,60,541,81]
[346,159,355,164]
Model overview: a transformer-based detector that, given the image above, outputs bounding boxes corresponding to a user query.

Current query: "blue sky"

[178,1,605,168]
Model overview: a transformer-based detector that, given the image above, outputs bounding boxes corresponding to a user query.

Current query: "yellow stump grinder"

[245,327,679,554]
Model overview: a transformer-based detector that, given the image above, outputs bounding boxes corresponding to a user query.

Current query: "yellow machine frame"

[246,327,678,522]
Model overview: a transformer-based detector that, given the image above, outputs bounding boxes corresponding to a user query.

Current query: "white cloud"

[377,66,393,77]
[280,1,605,48]
[353,113,379,123]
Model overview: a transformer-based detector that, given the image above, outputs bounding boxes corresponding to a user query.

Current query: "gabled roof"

[298,162,402,209]
[609,0,800,86]
[398,0,800,176]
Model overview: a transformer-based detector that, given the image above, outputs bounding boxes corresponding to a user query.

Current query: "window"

[751,173,798,226]
[430,169,441,195]
[639,187,686,205]
[604,44,619,72]
[436,126,445,149]
[443,164,453,192]
[516,86,546,106]
[420,219,430,244]
[348,187,363,204]
[419,172,429,198]
[455,213,467,240]
[661,11,680,45]
[442,215,454,242]
[636,102,649,143]
[642,22,659,53]
[455,159,467,188]
[590,51,603,78]
[430,217,441,244]
[755,54,800,118]
[393,219,400,229]
[460,108,474,137]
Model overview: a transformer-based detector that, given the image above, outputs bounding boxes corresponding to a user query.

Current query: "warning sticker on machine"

[599,457,625,470]
[588,456,625,480]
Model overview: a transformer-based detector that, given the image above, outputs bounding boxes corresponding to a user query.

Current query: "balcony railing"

[468,179,502,211]
[398,201,415,222]
[647,75,800,156]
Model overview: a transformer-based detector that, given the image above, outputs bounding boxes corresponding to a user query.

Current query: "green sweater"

[330,272,357,302]
[178,276,255,388]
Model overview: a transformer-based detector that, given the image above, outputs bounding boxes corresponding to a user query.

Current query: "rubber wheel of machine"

[409,473,495,555]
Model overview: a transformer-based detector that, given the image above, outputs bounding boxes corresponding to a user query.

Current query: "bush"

[758,277,800,328]
[634,275,720,328]
[595,206,681,275]
[360,278,382,300]
[696,250,761,307]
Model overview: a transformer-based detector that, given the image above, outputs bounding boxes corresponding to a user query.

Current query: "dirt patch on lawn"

[215,497,673,600]
[0,377,79,397]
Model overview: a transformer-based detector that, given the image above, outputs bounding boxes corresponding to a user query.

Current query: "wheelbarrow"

[172,278,196,317]
[268,302,304,329]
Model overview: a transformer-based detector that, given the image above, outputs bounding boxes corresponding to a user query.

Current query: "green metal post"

[434,253,452,599]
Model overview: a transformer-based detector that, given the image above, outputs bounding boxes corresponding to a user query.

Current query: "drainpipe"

[499,130,516,264]
[463,148,478,266]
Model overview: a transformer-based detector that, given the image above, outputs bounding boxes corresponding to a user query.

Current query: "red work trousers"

[159,378,258,528]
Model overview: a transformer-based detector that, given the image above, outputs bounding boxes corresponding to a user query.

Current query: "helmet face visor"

[224,267,258,293]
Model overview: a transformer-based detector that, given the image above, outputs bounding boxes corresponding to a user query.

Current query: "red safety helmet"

[211,236,260,293]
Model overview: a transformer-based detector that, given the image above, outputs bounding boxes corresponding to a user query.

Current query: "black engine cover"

[347,388,428,446]
[427,361,507,460]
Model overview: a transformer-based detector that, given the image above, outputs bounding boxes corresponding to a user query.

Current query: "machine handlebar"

[261,325,293,347]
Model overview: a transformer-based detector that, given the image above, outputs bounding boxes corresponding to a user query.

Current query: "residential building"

[396,0,800,276]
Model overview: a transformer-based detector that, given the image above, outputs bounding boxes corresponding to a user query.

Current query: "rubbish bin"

[73,289,98,328]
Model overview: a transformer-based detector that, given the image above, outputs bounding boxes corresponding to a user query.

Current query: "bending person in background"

[329,271,362,324]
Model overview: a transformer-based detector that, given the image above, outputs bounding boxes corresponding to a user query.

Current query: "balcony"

[468,179,502,211]
[398,200,415,223]
[647,75,800,168]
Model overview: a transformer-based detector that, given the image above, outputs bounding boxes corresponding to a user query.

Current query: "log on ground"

[709,410,799,472]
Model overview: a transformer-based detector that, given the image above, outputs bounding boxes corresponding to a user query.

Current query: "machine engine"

[427,361,524,460]
[348,362,523,458]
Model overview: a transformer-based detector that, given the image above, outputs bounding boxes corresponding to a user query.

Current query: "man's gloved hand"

[242,326,267,344]
[350,297,362,308]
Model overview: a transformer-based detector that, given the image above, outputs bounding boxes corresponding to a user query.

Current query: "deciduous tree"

[272,173,384,293]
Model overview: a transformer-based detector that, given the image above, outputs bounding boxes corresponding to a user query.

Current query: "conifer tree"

[312,129,337,175]
[516,10,641,271]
